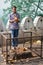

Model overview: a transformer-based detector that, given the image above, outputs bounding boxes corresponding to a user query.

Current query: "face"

[12,7,16,13]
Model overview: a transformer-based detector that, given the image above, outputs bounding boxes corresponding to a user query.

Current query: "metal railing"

[1,31,43,63]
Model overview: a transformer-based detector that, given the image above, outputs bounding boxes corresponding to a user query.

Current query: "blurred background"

[0,0,43,26]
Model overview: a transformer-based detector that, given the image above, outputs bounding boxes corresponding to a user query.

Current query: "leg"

[11,29,15,47]
[11,29,19,47]
[14,29,19,47]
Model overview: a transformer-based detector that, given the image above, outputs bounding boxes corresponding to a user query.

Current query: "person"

[9,6,20,50]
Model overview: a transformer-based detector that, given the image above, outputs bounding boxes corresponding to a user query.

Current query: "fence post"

[30,32,32,50]
[1,34,3,54]
[9,33,11,50]
[40,36,43,59]
[6,39,8,63]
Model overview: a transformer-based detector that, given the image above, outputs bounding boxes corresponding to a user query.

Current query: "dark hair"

[12,6,17,9]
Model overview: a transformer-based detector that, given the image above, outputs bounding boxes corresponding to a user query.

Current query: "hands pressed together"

[9,16,19,23]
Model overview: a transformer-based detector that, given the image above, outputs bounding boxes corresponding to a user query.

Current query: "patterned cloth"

[9,12,20,29]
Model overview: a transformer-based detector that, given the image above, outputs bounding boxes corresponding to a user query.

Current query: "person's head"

[12,6,17,13]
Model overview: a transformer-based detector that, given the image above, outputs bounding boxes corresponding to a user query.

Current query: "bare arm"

[9,16,20,23]
[14,16,20,22]
[9,19,14,23]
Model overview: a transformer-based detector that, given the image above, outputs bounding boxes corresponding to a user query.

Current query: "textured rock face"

[20,16,33,30]
[33,16,43,36]
[0,19,5,32]
[18,16,34,37]
[0,19,6,46]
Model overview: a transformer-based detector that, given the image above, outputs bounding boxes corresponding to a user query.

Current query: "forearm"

[17,18,19,21]
[9,18,20,23]
[15,18,20,22]
[9,19,14,23]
